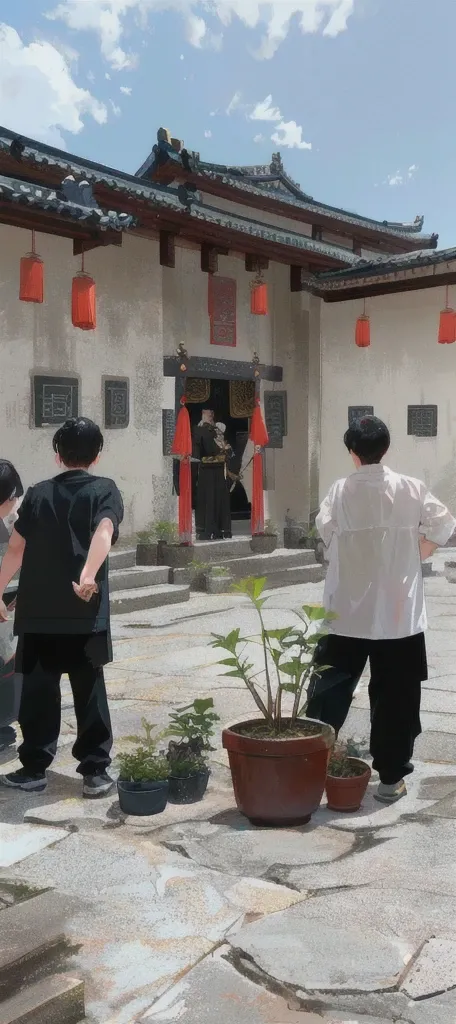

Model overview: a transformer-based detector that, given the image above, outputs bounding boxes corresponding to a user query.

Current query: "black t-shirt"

[13,471,124,636]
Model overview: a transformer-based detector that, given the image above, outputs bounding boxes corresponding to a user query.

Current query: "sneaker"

[83,772,114,799]
[374,780,407,804]
[1,768,47,792]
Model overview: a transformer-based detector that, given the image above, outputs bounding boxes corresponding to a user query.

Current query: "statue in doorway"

[192,409,233,540]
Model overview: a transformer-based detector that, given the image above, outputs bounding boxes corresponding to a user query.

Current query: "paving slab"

[0,822,68,866]
[401,937,456,999]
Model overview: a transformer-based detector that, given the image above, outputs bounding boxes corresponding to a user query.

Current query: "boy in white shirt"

[307,416,456,803]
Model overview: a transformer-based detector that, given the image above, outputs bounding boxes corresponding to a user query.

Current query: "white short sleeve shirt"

[317,465,456,640]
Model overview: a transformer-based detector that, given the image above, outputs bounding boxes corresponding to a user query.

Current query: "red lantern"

[72,254,96,331]
[251,281,268,316]
[249,398,269,536]
[438,287,455,344]
[355,299,371,348]
[171,398,193,545]
[19,231,43,303]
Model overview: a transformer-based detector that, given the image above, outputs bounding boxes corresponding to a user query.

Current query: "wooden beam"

[290,265,312,292]
[159,230,176,268]
[245,254,269,273]
[352,238,362,256]
[200,244,219,274]
[321,270,456,303]
[73,233,122,256]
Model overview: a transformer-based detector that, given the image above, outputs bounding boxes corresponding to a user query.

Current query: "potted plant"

[204,565,234,595]
[136,520,178,566]
[250,520,278,555]
[165,698,220,804]
[283,513,306,549]
[117,719,169,816]
[211,577,335,827]
[325,738,371,813]
[155,520,195,568]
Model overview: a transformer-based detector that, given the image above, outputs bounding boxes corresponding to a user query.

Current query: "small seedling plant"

[117,718,169,782]
[165,698,220,772]
[210,577,335,735]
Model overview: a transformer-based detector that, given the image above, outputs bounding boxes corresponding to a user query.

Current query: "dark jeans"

[306,632,427,785]
[18,659,113,776]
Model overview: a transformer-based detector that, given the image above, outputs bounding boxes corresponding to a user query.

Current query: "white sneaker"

[374,780,407,803]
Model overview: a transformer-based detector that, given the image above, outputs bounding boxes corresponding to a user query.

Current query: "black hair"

[0,460,24,505]
[344,415,390,465]
[52,417,104,469]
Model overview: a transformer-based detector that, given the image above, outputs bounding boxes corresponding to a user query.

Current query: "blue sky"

[1,1,455,245]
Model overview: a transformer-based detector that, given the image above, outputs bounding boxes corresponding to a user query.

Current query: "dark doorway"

[187,379,251,521]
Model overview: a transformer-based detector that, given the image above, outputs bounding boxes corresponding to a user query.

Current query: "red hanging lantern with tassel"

[355,299,370,348]
[438,286,456,344]
[19,231,44,304]
[249,398,269,536]
[72,252,96,331]
[171,397,193,545]
[250,278,269,316]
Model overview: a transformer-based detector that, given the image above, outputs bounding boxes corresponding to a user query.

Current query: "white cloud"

[253,133,265,143]
[50,1,356,68]
[0,23,107,148]
[226,90,242,115]
[204,129,212,138]
[87,69,95,82]
[120,84,131,94]
[110,99,121,115]
[271,120,312,150]
[250,95,282,122]
[408,163,417,179]
[386,165,418,187]
[387,172,403,187]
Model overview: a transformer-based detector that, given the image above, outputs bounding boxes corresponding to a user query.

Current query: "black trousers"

[17,636,113,776]
[306,632,426,786]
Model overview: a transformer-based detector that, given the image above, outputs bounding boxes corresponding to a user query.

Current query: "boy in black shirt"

[0,418,124,797]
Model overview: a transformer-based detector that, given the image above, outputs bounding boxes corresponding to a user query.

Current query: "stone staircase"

[109,539,325,614]
[0,885,85,1024]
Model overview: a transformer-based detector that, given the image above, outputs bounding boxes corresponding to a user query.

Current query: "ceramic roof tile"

[0,172,137,230]
[316,247,456,285]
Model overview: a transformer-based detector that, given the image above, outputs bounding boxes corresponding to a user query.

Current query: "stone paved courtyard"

[1,551,456,1024]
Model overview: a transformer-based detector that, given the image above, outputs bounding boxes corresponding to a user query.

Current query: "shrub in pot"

[325,738,371,813]
[250,520,278,555]
[165,698,220,804]
[204,566,233,594]
[117,719,169,816]
[211,577,335,827]
[136,520,177,566]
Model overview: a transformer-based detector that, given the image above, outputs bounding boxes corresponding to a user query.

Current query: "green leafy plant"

[210,577,335,734]
[166,698,219,750]
[208,565,231,577]
[190,559,210,571]
[168,755,206,778]
[264,519,277,536]
[117,718,169,783]
[327,738,368,778]
[137,520,178,544]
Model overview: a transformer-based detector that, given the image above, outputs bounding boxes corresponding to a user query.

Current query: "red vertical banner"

[208,276,236,347]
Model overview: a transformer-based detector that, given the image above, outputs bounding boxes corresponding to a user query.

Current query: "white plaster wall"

[320,288,456,512]
[0,225,167,534]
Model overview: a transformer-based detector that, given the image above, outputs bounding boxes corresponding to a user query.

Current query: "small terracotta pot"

[222,717,334,827]
[325,758,371,813]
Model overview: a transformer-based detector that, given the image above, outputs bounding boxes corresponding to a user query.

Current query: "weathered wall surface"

[0,226,165,533]
[320,288,456,511]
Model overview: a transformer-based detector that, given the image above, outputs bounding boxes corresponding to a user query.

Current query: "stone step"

[109,566,169,592]
[263,563,326,589]
[109,547,136,570]
[110,583,190,615]
[0,891,72,1000]
[0,974,84,1024]
[192,538,255,562]
[220,548,316,577]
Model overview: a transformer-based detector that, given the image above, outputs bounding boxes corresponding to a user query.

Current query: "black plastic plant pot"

[168,768,211,805]
[117,779,169,816]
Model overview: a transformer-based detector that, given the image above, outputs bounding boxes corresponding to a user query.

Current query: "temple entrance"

[187,378,251,521]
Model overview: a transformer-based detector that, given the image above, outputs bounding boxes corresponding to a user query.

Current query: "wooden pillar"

[160,231,176,268]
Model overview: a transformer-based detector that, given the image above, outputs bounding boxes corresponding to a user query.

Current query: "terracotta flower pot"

[222,717,334,827]
[325,758,371,813]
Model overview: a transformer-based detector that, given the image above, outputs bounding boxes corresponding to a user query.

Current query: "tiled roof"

[196,164,436,244]
[0,172,137,230]
[316,247,456,286]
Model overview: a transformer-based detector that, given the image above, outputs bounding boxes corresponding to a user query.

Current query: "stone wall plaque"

[33,375,78,428]
[229,380,256,418]
[348,405,374,427]
[162,408,176,455]
[264,391,287,449]
[104,378,129,429]
[185,378,211,404]
[407,405,438,438]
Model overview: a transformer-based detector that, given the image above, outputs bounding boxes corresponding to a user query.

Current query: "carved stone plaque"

[33,375,78,428]
[104,378,129,429]
[162,408,175,455]
[264,391,287,449]
[348,406,374,427]
[407,405,437,438]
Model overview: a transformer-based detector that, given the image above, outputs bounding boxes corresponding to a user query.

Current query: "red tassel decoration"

[249,398,269,536]
[251,281,268,316]
[72,252,96,331]
[19,231,43,303]
[172,399,193,545]
[438,287,456,344]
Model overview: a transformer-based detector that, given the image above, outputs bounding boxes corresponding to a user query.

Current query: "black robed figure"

[192,410,232,541]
